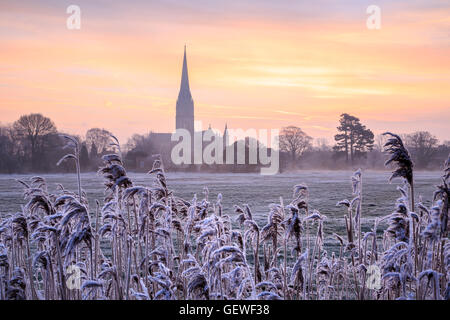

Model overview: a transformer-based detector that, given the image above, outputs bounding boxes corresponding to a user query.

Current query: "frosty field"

[0,170,438,252]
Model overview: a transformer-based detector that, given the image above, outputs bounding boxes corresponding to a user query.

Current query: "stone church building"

[136,47,266,173]
[148,47,230,170]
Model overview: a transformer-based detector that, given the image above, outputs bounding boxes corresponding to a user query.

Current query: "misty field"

[0,171,438,252]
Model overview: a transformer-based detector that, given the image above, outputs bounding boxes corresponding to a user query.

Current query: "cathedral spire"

[176,46,194,134]
[178,45,192,100]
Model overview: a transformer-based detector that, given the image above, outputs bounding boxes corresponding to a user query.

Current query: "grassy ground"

[0,170,438,253]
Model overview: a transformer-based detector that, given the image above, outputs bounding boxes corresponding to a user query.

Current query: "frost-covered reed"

[0,134,448,300]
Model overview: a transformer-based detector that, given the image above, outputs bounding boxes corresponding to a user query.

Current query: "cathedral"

[143,47,269,172]
[149,47,228,169]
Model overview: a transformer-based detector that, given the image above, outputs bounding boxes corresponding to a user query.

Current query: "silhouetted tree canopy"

[333,113,374,164]
[279,126,312,161]
[13,113,57,169]
[405,131,439,168]
[86,128,113,154]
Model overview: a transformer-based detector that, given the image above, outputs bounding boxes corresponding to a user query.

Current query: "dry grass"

[0,134,448,300]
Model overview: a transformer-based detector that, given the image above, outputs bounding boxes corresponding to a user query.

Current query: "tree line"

[0,113,448,173]
[278,113,449,171]
[0,114,117,173]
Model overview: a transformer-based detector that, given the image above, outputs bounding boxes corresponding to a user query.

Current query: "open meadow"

[0,170,440,252]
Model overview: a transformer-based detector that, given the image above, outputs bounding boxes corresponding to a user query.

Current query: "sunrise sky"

[1,0,449,144]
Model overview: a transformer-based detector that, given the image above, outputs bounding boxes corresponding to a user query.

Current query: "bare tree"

[405,131,439,168]
[13,113,57,168]
[86,128,113,154]
[279,126,312,161]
